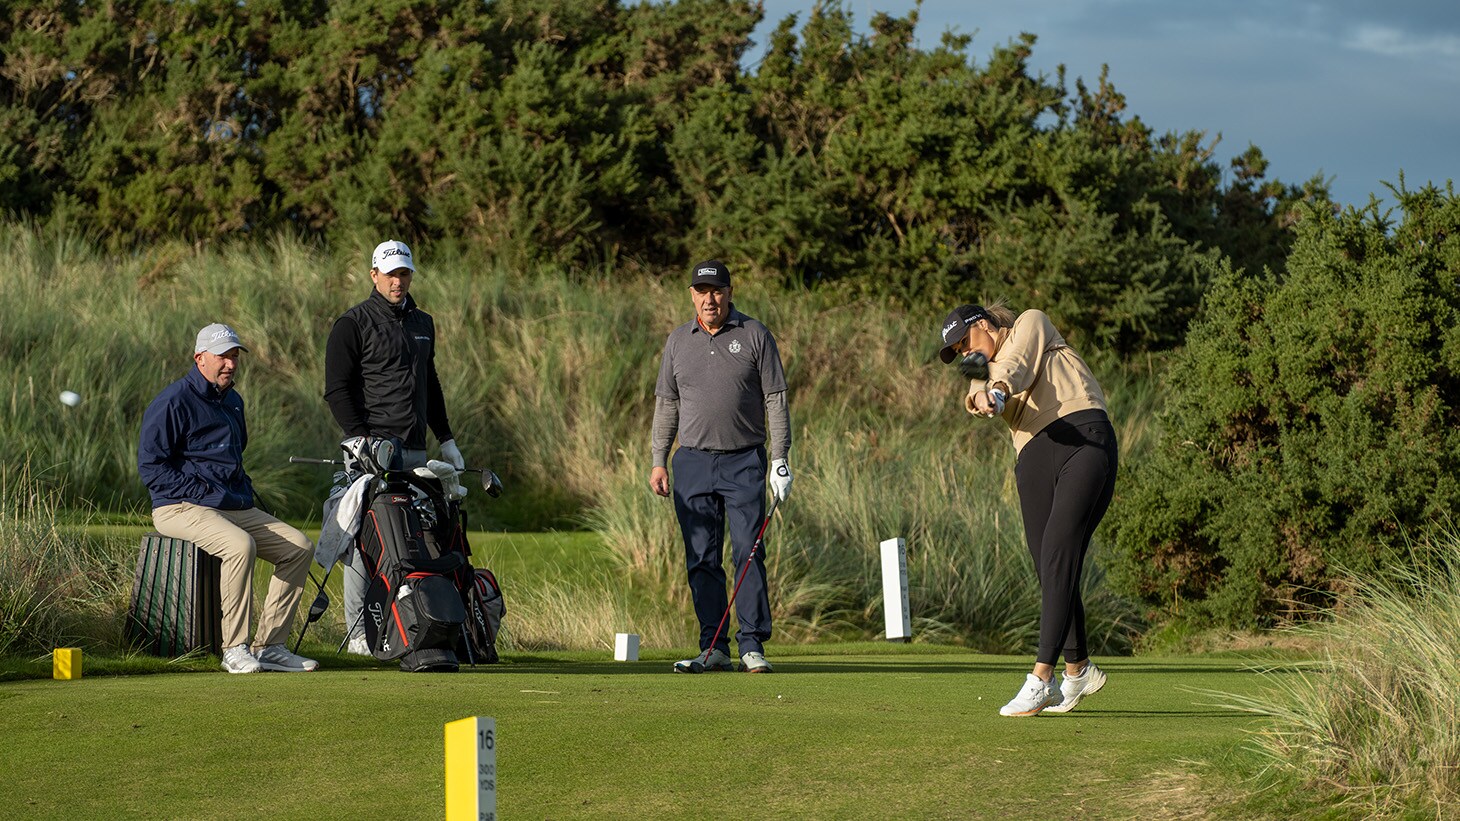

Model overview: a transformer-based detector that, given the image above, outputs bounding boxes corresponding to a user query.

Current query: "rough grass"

[0,464,135,657]
[1207,533,1460,819]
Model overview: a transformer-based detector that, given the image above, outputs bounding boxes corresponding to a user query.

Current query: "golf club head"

[306,590,329,622]
[958,350,989,381]
[481,469,503,498]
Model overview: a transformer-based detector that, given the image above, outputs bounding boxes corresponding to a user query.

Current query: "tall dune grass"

[1217,533,1460,817]
[0,463,133,655]
[3,225,1154,653]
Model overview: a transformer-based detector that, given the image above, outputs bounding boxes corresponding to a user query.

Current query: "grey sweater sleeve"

[652,395,679,469]
[765,390,790,462]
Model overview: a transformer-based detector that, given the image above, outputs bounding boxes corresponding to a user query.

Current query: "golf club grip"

[288,456,342,465]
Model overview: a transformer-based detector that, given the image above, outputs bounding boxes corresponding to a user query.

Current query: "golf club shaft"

[703,496,781,664]
[292,455,496,478]
[293,565,333,654]
[339,606,367,655]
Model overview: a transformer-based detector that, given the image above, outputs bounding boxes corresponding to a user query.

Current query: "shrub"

[1109,183,1460,627]
[0,2,1319,350]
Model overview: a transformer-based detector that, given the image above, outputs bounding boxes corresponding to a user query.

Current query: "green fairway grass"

[0,646,1280,819]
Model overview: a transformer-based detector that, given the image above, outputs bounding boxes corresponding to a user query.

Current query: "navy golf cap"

[937,304,988,363]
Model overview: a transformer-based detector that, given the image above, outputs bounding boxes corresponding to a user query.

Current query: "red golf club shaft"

[702,496,781,664]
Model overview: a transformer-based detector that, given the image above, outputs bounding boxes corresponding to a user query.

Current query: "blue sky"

[751,1,1459,209]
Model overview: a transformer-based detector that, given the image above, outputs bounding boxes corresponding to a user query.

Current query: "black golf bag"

[459,567,505,665]
[432,493,504,665]
[356,473,469,672]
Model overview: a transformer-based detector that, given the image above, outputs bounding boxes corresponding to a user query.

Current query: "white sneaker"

[254,644,320,672]
[999,673,1062,716]
[740,651,774,673]
[346,635,371,656]
[673,647,734,673]
[1044,661,1107,714]
[221,644,262,674]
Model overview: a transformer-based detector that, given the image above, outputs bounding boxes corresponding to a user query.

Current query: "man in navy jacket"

[138,323,318,674]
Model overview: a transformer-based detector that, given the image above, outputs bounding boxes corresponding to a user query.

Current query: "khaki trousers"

[151,503,313,649]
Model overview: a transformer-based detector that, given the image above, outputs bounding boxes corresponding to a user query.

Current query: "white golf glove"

[769,459,792,502]
[988,387,1007,415]
[420,459,469,500]
[440,439,465,470]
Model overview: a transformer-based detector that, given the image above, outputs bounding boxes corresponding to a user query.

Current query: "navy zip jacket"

[138,366,256,510]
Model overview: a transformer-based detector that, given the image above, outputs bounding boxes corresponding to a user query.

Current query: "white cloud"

[1344,23,1460,61]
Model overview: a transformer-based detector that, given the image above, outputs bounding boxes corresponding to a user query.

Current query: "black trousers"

[1013,410,1118,666]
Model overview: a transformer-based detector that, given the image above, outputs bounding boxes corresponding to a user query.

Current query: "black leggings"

[1014,410,1118,666]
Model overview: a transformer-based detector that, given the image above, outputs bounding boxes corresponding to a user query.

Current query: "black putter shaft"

[699,496,781,667]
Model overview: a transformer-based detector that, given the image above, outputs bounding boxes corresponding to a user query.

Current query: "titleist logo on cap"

[697,267,717,276]
[380,248,410,261]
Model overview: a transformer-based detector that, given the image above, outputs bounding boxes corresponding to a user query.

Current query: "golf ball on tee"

[59,390,81,407]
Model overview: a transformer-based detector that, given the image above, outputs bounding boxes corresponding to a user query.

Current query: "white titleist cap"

[372,240,415,273]
[195,323,247,355]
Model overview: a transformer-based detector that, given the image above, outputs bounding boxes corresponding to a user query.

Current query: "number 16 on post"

[446,716,496,820]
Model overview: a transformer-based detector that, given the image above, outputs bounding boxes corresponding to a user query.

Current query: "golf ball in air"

[59,390,81,407]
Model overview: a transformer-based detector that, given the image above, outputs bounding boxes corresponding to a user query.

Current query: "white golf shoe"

[255,644,320,672]
[998,673,1062,716]
[674,647,734,673]
[740,651,774,673]
[346,635,372,656]
[1044,661,1107,714]
[221,644,262,674]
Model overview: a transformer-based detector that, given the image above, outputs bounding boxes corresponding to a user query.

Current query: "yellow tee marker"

[445,716,496,820]
[53,648,82,680]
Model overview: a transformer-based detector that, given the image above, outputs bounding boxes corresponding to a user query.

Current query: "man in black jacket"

[324,239,467,653]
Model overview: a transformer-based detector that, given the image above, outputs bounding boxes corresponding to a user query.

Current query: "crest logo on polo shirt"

[728,339,742,354]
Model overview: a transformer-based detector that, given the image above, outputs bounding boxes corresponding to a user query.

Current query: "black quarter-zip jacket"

[324,289,453,450]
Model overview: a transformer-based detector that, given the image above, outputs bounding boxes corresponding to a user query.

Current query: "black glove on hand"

[958,351,989,381]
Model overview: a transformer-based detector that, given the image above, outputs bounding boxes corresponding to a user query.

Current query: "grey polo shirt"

[654,307,788,455]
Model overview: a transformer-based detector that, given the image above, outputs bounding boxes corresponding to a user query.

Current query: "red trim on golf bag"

[356,475,466,664]
[457,567,505,665]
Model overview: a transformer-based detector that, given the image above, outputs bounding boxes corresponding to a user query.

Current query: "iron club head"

[306,590,330,622]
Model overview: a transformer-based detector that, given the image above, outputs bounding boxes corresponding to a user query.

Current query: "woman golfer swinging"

[938,301,1118,716]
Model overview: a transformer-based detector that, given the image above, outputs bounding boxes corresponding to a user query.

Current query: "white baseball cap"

[371,240,415,273]
[195,323,248,355]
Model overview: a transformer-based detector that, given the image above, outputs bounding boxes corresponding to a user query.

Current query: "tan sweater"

[977,310,1108,454]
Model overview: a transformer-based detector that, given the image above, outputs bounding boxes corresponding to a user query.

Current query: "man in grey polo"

[650,259,792,674]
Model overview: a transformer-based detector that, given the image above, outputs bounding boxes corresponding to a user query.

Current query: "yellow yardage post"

[445,716,496,820]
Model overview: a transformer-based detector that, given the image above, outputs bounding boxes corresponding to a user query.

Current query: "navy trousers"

[671,445,771,655]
